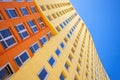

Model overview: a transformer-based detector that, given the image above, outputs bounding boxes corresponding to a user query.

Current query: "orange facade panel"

[0,1,52,72]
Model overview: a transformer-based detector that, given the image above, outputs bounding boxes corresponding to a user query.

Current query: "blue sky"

[70,0,120,80]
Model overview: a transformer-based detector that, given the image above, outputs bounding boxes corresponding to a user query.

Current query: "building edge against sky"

[0,0,109,80]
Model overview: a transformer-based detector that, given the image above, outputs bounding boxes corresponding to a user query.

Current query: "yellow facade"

[9,0,109,80]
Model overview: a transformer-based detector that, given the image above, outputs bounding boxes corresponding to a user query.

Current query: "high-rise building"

[0,0,109,80]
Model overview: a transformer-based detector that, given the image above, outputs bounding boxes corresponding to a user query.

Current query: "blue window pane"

[60,74,65,80]
[48,57,55,67]
[6,9,18,18]
[40,37,47,45]
[60,24,64,29]
[38,68,48,80]
[55,48,61,56]
[63,22,66,26]
[60,42,65,49]
[0,68,8,79]
[28,20,34,26]
[67,34,70,38]
[32,27,37,33]
[17,24,25,31]
[21,8,28,15]
[33,43,39,51]
[70,31,72,35]
[15,57,22,67]
[30,47,35,53]
[21,31,28,39]
[6,37,15,46]
[0,29,11,38]
[1,41,8,49]
[65,63,69,70]
[19,52,29,63]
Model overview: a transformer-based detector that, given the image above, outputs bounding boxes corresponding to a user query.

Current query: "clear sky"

[70,0,120,80]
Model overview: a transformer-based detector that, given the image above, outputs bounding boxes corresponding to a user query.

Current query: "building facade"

[0,0,109,80]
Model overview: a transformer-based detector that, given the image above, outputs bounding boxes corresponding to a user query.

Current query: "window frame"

[55,48,61,57]
[40,36,47,46]
[0,63,14,80]
[48,56,56,67]
[29,42,40,54]
[28,20,38,33]
[20,7,29,16]
[38,67,49,80]
[0,28,17,49]
[30,6,37,13]
[14,50,30,67]
[6,8,18,18]
[15,23,29,40]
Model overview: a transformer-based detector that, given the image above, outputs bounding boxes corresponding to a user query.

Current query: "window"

[40,36,47,45]
[47,32,52,39]
[20,7,29,16]
[48,56,56,67]
[26,0,32,2]
[14,50,29,67]
[64,37,68,43]
[60,23,64,29]
[55,26,61,32]
[71,47,75,54]
[74,75,79,80]
[67,34,70,38]
[0,28,16,49]
[15,0,23,2]
[40,5,46,11]
[60,42,65,49]
[30,6,37,13]
[6,8,18,18]
[55,48,61,56]
[0,0,11,2]
[0,64,13,80]
[47,15,52,21]
[28,20,38,33]
[64,62,70,70]
[59,73,66,80]
[0,13,4,21]
[36,18,45,29]
[68,54,73,62]
[63,22,66,26]
[76,66,80,74]
[15,23,29,40]
[38,67,48,80]
[30,42,40,54]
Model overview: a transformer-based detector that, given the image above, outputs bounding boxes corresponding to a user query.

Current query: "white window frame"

[30,42,40,53]
[40,36,47,46]
[48,56,56,67]
[37,18,45,29]
[38,67,49,80]
[15,23,29,40]
[20,7,29,16]
[14,0,23,2]
[0,63,14,80]
[0,0,12,2]
[28,20,38,33]
[6,8,18,18]
[0,28,17,49]
[14,50,30,68]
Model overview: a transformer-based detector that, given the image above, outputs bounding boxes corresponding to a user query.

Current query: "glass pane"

[38,68,48,80]
[1,41,8,49]
[0,29,11,38]
[19,52,29,63]
[15,57,22,67]
[48,57,55,66]
[32,27,37,33]
[21,8,28,15]
[6,37,15,46]
[30,47,35,53]
[28,20,34,27]
[55,49,61,56]
[33,43,39,51]
[21,31,28,39]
